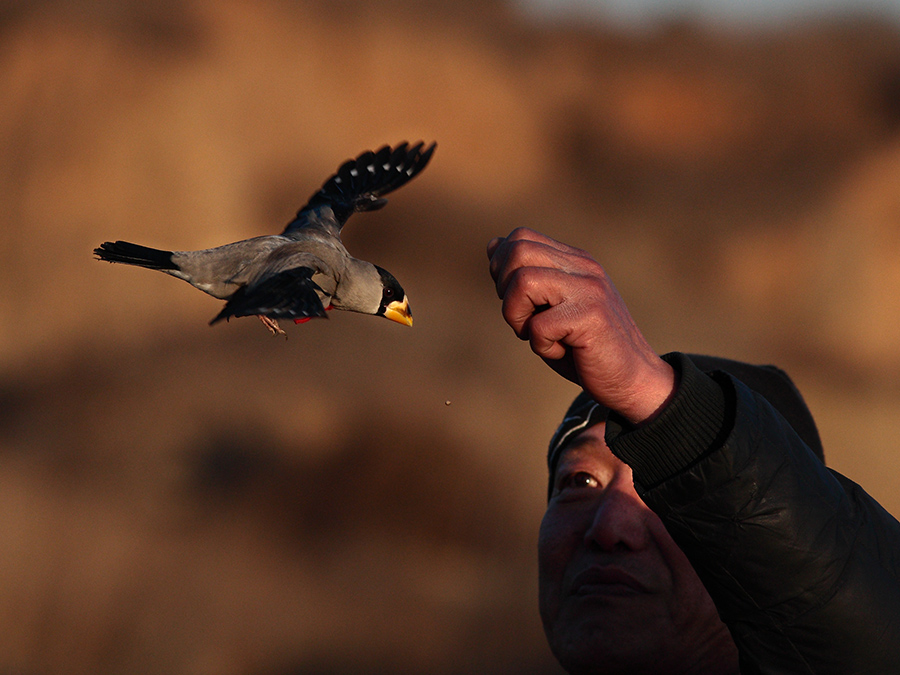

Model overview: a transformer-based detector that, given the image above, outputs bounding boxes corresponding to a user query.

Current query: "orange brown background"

[2,2,900,673]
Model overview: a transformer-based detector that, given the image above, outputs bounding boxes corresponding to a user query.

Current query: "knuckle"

[504,240,544,271]
[507,226,539,241]
[508,266,544,294]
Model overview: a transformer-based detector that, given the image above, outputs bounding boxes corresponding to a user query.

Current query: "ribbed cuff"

[605,352,727,491]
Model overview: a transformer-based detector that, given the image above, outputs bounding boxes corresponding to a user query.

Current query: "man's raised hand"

[487,228,675,424]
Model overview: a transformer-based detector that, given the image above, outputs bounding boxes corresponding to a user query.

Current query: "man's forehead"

[556,424,611,463]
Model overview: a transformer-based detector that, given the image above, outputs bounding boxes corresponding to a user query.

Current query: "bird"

[94,141,435,336]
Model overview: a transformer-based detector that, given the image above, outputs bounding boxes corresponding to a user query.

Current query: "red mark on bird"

[294,305,334,324]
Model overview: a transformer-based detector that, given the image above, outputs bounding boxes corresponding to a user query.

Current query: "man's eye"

[559,471,599,491]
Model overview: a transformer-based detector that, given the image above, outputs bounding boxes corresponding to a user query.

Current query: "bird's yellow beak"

[384,296,413,326]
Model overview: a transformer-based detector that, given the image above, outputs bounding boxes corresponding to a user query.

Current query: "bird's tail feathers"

[94,241,177,271]
[305,141,436,221]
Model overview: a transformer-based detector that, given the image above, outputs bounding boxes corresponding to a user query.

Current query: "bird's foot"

[258,315,287,337]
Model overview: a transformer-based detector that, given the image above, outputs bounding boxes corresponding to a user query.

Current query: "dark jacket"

[605,352,900,674]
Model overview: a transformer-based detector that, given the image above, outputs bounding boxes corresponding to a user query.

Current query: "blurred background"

[2,0,900,673]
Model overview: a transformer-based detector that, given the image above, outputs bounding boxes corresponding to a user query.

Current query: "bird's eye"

[384,288,394,298]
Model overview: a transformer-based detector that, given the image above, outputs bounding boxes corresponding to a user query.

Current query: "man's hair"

[547,354,824,497]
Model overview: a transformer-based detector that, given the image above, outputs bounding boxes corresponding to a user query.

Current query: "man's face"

[538,424,735,675]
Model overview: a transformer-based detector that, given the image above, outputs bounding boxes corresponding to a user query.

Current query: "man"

[487,228,900,674]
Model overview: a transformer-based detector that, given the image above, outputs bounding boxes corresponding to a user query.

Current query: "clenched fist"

[487,228,675,425]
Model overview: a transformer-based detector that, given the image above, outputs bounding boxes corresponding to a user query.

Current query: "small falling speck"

[444,400,451,406]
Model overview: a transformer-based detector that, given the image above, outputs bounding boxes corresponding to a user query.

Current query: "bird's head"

[375,265,412,326]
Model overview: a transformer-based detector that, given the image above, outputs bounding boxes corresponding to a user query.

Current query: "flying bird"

[94,141,435,335]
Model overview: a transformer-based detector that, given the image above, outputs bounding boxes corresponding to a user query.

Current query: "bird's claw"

[258,315,287,338]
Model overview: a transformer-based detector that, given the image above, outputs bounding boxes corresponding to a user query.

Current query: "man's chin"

[545,599,665,675]
[549,627,661,675]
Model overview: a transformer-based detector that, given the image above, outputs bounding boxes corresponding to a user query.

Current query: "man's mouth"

[569,566,648,596]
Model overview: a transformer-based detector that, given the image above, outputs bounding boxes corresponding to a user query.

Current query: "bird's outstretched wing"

[282,141,436,236]
[209,267,328,325]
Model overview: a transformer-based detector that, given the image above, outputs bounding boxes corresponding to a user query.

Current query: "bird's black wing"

[209,267,328,325]
[282,141,436,235]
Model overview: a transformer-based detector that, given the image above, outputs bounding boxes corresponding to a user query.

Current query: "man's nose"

[583,481,651,552]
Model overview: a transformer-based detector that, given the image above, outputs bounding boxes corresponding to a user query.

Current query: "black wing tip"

[308,140,437,212]
[371,140,437,162]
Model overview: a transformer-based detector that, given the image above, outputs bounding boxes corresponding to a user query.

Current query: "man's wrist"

[619,358,678,425]
[605,352,729,491]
